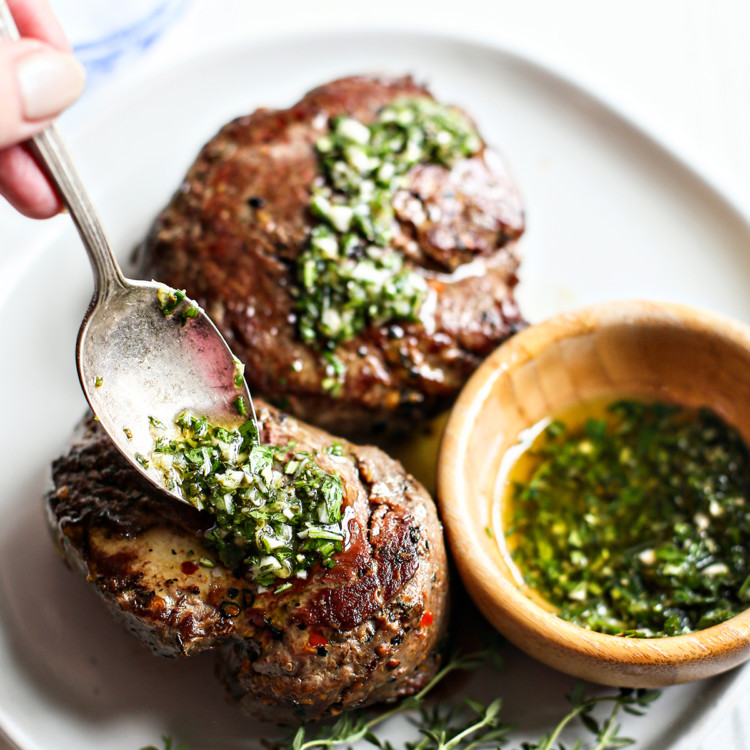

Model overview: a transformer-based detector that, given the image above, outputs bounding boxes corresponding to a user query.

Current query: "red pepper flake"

[308,629,328,649]
[421,611,434,628]
[181,561,199,575]
[220,601,241,618]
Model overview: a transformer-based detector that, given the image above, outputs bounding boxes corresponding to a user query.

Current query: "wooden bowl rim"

[437,299,750,668]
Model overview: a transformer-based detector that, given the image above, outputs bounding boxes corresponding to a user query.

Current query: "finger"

[0,0,80,218]
[0,38,85,149]
[0,142,61,218]
[8,0,70,51]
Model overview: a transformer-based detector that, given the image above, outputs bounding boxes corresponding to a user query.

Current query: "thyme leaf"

[521,686,660,750]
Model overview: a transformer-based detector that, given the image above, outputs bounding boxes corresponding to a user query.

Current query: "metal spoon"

[0,1,256,505]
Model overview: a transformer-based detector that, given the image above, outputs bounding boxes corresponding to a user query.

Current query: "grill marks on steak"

[135,75,526,437]
[47,404,448,722]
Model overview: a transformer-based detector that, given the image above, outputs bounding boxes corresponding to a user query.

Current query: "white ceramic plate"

[1,30,750,750]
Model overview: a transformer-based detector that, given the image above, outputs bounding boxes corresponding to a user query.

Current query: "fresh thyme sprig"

[399,698,510,750]
[520,682,661,750]
[287,650,490,750]
[282,647,660,750]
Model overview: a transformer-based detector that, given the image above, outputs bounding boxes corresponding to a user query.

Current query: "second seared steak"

[46,403,448,723]
[135,75,526,438]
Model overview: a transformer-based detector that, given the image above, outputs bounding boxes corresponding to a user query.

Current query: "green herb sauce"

[295,98,482,350]
[506,399,750,637]
[156,286,199,326]
[149,412,346,587]
[157,286,186,315]
[232,356,245,388]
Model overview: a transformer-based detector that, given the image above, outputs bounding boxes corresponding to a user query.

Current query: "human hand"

[1,0,85,218]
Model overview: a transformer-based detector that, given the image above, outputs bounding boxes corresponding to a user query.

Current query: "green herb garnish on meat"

[508,400,750,637]
[149,411,346,586]
[295,98,482,351]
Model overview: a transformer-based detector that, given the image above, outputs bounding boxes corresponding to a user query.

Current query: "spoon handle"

[0,0,126,297]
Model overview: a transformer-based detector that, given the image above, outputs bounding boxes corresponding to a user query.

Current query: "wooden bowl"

[437,300,750,687]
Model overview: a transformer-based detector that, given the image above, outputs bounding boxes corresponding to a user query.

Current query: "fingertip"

[0,143,62,218]
[0,39,85,150]
[13,189,62,219]
[17,48,87,122]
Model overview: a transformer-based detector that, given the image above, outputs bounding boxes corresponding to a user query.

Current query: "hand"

[0,0,85,218]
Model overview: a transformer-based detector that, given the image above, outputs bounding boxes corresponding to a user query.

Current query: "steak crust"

[135,75,526,437]
[46,403,448,723]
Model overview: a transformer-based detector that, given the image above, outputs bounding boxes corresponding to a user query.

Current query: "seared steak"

[46,403,448,723]
[135,75,525,438]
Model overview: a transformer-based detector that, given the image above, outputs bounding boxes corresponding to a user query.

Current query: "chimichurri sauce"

[148,412,346,591]
[505,399,750,637]
[295,98,482,353]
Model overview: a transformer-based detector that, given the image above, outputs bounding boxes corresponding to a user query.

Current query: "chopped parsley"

[232,356,245,388]
[179,304,199,326]
[507,400,750,637]
[295,98,481,351]
[149,411,346,587]
[148,416,167,430]
[157,285,199,326]
[321,351,346,397]
[156,286,186,316]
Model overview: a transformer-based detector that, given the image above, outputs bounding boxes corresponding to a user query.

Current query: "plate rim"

[65,24,750,230]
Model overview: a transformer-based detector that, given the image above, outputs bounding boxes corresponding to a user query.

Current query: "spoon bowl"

[78,277,251,492]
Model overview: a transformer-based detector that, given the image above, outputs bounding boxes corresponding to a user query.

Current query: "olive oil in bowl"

[498,398,750,638]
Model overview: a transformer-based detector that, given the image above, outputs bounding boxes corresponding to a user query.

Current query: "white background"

[1,1,749,747]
